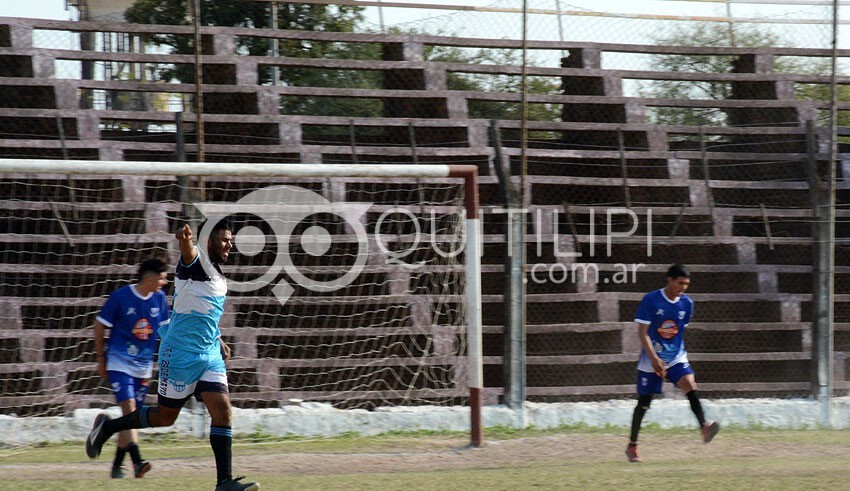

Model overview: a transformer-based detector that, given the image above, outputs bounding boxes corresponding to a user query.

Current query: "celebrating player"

[93,257,169,478]
[86,220,260,491]
[626,263,719,463]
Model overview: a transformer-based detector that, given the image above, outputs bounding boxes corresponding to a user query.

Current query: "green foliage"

[125,3,562,123]
[644,22,839,127]
[125,0,365,84]
[431,46,562,122]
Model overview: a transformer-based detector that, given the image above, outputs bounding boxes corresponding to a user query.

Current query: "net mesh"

[0,171,470,416]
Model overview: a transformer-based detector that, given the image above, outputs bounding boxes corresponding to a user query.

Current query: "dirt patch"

[1,430,808,480]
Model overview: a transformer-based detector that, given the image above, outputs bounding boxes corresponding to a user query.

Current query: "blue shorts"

[157,344,228,408]
[107,370,150,405]
[637,362,695,396]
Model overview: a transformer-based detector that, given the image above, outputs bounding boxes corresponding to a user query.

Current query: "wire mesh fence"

[0,0,847,416]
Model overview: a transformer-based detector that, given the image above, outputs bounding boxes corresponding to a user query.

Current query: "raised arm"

[176,223,199,264]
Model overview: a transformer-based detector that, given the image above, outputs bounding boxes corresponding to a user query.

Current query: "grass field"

[2,425,849,490]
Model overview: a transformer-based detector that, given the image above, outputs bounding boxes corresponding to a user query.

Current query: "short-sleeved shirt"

[634,288,694,372]
[162,245,227,354]
[97,284,169,378]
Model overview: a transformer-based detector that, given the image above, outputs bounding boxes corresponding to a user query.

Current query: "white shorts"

[157,344,228,401]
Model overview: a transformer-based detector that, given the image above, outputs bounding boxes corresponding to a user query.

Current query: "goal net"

[0,159,482,447]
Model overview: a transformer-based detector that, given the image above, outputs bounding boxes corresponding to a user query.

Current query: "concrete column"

[76,113,100,141]
[446,94,468,119]
[32,54,55,78]
[467,121,489,148]
[300,147,322,164]
[98,148,123,161]
[122,176,146,202]
[54,83,79,110]
[736,241,757,265]
[280,120,302,146]
[235,59,258,86]
[713,209,734,237]
[383,41,424,62]
[209,34,236,55]
[0,302,21,330]
[424,66,447,91]
[596,293,619,322]
[2,23,33,48]
[758,271,779,293]
[257,88,279,115]
[646,130,668,152]
[667,158,690,181]
[781,299,802,323]
[562,48,601,69]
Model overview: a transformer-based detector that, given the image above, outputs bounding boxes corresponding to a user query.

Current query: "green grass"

[3,427,850,490]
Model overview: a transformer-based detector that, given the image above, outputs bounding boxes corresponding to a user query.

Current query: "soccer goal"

[0,158,483,447]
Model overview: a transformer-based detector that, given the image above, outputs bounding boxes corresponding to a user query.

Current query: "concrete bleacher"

[0,17,847,413]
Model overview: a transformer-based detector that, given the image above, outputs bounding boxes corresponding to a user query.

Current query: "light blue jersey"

[162,246,227,354]
[634,288,694,372]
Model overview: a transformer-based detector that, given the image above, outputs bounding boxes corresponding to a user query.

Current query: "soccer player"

[86,220,260,491]
[625,263,719,463]
[94,257,169,478]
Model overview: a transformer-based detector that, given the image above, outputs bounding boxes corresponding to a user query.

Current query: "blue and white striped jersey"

[162,245,227,354]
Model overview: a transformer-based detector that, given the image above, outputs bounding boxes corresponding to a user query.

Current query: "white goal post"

[0,158,483,447]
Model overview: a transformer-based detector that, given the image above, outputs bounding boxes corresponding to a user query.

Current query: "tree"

[125,0,366,84]
[126,2,563,126]
[646,22,850,136]
[643,22,793,127]
[427,45,562,123]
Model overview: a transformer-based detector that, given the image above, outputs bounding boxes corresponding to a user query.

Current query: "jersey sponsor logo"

[127,344,139,356]
[132,318,153,340]
[657,319,679,340]
[126,307,136,315]
[678,310,686,319]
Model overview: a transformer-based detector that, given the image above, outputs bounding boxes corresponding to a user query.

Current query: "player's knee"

[637,394,653,411]
[209,406,232,427]
[150,406,180,427]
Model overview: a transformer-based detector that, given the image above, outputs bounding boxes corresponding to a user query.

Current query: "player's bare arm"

[93,320,107,379]
[219,337,231,361]
[175,224,199,264]
[637,323,666,378]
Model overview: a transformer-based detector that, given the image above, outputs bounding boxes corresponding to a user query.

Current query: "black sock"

[210,426,233,485]
[104,407,152,438]
[127,442,142,466]
[687,390,707,426]
[112,446,127,468]
[629,395,652,443]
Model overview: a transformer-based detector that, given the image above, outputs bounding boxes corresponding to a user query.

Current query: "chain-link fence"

[0,0,846,416]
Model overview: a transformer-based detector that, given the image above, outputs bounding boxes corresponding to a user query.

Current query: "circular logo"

[195,186,372,303]
[657,319,679,340]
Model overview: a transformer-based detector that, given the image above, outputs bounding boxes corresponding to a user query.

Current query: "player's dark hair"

[138,258,168,281]
[666,263,690,279]
[210,218,234,236]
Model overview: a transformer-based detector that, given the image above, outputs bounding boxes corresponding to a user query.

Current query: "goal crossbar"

[0,158,484,447]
